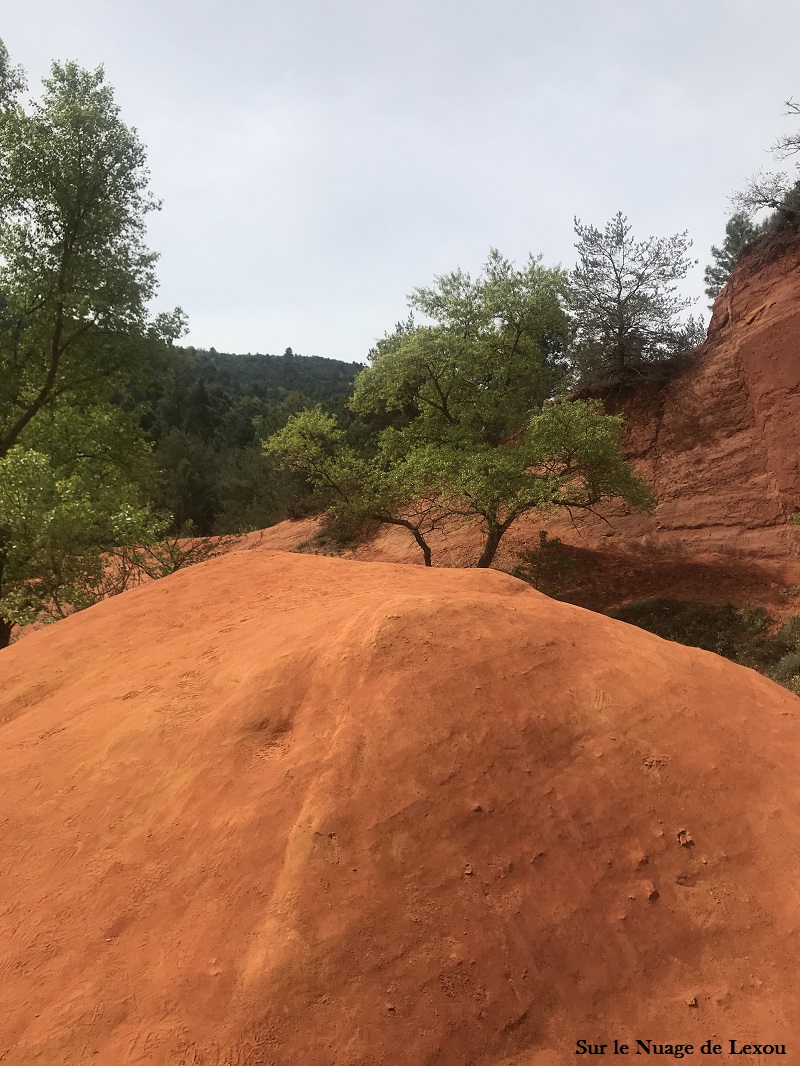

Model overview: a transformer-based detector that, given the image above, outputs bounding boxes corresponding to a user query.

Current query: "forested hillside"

[125,347,363,535]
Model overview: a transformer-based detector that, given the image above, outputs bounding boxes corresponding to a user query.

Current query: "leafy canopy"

[0,58,185,459]
[352,249,571,445]
[267,250,652,568]
[0,42,185,645]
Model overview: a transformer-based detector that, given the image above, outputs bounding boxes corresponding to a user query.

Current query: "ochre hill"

[1,551,798,1063]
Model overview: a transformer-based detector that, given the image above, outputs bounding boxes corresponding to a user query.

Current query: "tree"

[0,405,162,645]
[731,99,800,232]
[266,251,652,569]
[704,212,758,303]
[0,59,185,460]
[265,407,445,565]
[731,172,800,229]
[0,38,24,110]
[569,213,697,386]
[773,99,800,158]
[414,400,653,567]
[0,43,185,647]
[354,249,572,445]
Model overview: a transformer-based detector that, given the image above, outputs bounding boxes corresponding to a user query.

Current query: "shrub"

[512,531,577,597]
[774,651,800,681]
[611,600,800,697]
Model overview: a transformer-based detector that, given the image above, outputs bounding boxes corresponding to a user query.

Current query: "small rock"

[386,1003,396,1013]
[647,887,660,902]
[471,804,483,813]
[464,864,474,876]
[687,996,699,1008]
[677,829,695,848]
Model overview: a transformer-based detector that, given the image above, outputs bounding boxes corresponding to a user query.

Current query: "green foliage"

[0,441,160,627]
[353,250,571,445]
[0,38,24,109]
[775,615,800,651]
[704,212,758,303]
[0,42,184,645]
[123,346,363,534]
[774,651,800,682]
[612,598,800,695]
[512,531,576,597]
[569,213,699,387]
[0,58,185,460]
[268,279,653,571]
[347,252,651,568]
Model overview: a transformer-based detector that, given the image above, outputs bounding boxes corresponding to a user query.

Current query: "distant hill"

[123,347,364,536]
[178,346,363,405]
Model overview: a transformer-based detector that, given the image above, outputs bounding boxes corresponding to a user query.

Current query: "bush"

[512,531,577,597]
[611,599,752,659]
[775,615,800,652]
[774,651,800,681]
[611,600,800,696]
[313,510,380,550]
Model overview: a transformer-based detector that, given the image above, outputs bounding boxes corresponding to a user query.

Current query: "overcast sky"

[5,1,800,362]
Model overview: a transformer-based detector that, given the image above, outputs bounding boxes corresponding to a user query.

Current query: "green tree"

[0,38,24,109]
[0,43,184,647]
[356,250,571,445]
[265,407,446,565]
[267,252,652,569]
[703,212,757,303]
[569,213,697,386]
[0,405,162,646]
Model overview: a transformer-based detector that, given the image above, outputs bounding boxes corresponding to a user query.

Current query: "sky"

[4,1,800,363]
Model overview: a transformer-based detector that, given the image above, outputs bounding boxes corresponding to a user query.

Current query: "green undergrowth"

[611,599,800,696]
[512,532,576,598]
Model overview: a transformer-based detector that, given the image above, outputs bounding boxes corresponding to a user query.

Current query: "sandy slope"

[1,551,798,1064]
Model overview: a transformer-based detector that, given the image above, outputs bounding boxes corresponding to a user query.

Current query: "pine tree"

[569,213,696,385]
[703,212,757,303]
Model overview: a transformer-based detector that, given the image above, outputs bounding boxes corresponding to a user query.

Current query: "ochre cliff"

[592,236,800,558]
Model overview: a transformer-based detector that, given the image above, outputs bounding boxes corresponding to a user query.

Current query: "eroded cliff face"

[568,238,800,559]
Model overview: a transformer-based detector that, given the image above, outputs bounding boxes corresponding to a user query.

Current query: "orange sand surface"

[1,551,798,1064]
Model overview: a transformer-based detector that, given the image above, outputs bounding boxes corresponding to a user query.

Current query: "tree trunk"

[476,525,505,568]
[0,549,11,648]
[410,528,433,566]
[381,516,433,566]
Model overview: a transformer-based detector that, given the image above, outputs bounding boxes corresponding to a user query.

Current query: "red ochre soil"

[2,550,799,1064]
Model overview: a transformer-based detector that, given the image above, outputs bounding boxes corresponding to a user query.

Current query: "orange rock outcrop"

[1,551,798,1063]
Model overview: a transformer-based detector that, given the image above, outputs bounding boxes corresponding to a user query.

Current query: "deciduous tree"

[267,252,652,569]
[0,42,184,646]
